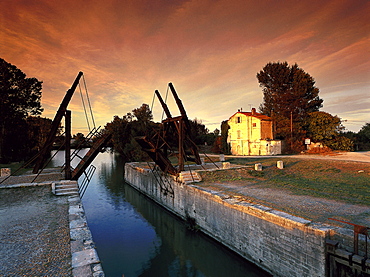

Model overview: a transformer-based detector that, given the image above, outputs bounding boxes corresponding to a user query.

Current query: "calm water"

[51,150,269,277]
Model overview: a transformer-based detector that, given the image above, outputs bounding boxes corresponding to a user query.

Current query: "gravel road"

[0,185,72,277]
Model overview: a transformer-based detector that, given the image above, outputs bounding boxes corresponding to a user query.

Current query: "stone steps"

[52,181,79,196]
[179,171,202,184]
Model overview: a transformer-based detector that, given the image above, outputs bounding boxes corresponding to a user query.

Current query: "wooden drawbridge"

[32,72,111,182]
[135,83,202,176]
[71,131,112,180]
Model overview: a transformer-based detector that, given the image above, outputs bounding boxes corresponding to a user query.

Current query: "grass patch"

[200,168,257,183]
[0,162,30,176]
[201,157,370,206]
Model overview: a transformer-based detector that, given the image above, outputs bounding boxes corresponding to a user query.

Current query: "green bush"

[324,136,354,151]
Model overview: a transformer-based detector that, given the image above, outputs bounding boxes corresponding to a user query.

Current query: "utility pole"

[271,109,275,139]
[290,111,293,150]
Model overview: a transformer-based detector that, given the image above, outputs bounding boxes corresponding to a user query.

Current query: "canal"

[52,150,270,277]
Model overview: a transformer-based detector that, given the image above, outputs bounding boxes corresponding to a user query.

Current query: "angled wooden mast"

[32,72,111,181]
[33,72,83,174]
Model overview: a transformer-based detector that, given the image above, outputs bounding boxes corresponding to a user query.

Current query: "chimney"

[251,108,256,115]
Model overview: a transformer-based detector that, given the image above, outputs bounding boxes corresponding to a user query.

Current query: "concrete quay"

[125,162,370,277]
[0,172,104,277]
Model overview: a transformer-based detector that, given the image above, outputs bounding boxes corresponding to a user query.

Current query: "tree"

[132,103,153,123]
[189,118,209,145]
[26,116,53,154]
[220,120,230,154]
[305,111,353,151]
[257,62,323,151]
[325,136,353,151]
[105,104,156,162]
[305,112,344,141]
[357,123,370,143]
[105,115,132,159]
[356,123,370,150]
[131,103,153,138]
[210,129,222,154]
[0,58,43,162]
[72,133,90,148]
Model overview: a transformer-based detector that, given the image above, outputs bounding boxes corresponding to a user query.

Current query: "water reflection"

[123,183,268,277]
[51,150,270,277]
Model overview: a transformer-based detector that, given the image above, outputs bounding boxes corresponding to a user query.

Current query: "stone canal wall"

[124,163,332,277]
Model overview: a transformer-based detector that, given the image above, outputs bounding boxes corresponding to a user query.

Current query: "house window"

[237,130,241,139]
[252,123,257,127]
[236,117,241,123]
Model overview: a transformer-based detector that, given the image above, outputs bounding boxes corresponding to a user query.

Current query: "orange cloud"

[1,0,369,133]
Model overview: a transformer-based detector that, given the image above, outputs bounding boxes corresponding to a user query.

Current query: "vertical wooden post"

[65,110,71,180]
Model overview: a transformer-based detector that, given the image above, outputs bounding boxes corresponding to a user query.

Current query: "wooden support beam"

[33,72,83,173]
[65,110,71,180]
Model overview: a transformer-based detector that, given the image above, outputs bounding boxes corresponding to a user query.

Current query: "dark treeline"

[104,103,222,163]
[1,58,369,163]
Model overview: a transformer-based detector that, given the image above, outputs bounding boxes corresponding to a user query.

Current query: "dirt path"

[207,180,370,227]
[215,151,370,163]
[289,151,370,163]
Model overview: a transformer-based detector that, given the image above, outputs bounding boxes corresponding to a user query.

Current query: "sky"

[1,0,369,134]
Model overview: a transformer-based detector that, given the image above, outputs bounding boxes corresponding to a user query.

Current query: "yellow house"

[227,108,281,155]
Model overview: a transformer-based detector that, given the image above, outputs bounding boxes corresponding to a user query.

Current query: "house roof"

[229,111,272,121]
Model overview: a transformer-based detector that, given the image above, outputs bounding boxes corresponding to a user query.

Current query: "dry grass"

[199,157,370,206]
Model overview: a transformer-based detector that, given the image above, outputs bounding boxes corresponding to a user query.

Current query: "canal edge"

[0,179,105,276]
[68,192,105,277]
[124,162,370,277]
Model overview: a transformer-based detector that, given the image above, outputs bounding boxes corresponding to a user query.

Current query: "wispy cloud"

[1,0,369,133]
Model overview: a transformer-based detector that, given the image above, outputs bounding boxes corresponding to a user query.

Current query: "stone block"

[222,162,231,169]
[0,168,11,177]
[69,204,84,215]
[72,264,92,276]
[92,263,105,277]
[70,227,93,241]
[277,161,284,169]
[72,248,100,268]
[255,163,262,171]
[71,240,85,253]
[70,218,87,229]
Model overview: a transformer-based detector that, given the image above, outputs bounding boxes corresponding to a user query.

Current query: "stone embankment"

[125,162,370,277]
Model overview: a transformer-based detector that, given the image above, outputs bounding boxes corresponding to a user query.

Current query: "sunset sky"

[1,0,369,134]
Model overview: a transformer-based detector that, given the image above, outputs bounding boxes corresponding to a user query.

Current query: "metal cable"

[151,91,156,113]
[78,82,91,132]
[82,74,96,129]
[161,84,170,122]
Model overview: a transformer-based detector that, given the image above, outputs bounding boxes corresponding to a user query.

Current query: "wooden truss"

[135,83,201,176]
